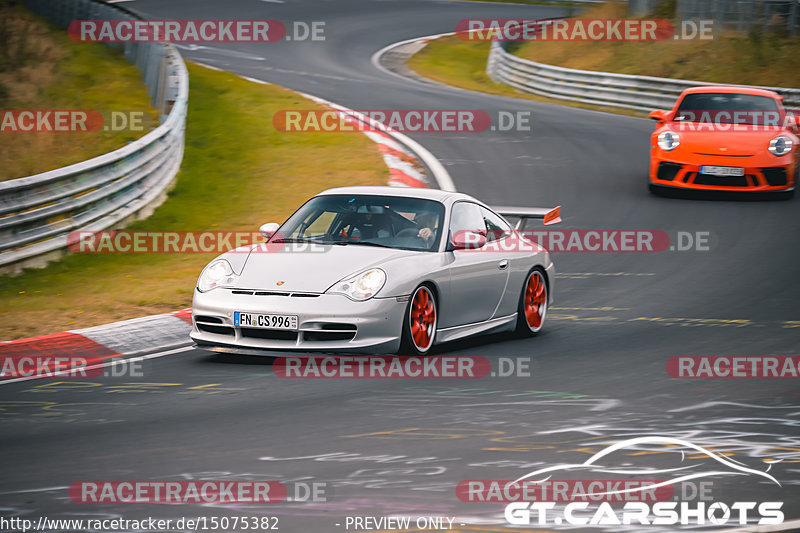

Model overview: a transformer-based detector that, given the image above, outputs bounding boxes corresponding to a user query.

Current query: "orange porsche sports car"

[649,86,799,195]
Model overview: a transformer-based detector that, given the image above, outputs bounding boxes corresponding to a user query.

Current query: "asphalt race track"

[2,1,799,531]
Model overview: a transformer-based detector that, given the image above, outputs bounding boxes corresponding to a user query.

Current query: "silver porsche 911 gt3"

[190,186,559,355]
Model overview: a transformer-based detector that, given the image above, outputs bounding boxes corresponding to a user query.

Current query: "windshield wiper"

[330,241,393,248]
[273,237,319,244]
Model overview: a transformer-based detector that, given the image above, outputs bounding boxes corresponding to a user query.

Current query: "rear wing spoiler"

[492,205,562,229]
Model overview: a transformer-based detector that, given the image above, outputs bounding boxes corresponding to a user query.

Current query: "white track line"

[370,32,455,85]
[0,345,194,386]
[296,90,456,192]
[713,519,800,532]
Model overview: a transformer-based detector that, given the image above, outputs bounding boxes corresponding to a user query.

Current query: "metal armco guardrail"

[487,40,800,114]
[0,0,188,274]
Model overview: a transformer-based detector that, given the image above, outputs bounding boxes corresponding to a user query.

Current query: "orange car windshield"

[674,93,781,126]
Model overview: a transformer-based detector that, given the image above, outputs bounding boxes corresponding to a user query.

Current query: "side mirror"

[259,222,280,239]
[451,231,487,250]
[649,110,666,122]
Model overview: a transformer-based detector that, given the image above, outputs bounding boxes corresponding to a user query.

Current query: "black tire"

[516,268,548,336]
[399,284,437,355]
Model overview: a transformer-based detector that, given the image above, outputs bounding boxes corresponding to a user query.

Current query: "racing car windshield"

[674,93,781,126]
[275,194,446,252]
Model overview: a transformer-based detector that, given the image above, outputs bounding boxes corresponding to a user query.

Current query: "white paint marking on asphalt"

[191,61,224,72]
[712,519,800,533]
[107,0,135,3]
[370,32,454,83]
[0,345,194,386]
[670,402,800,413]
[240,76,272,85]
[0,486,69,495]
[175,44,266,61]
[259,0,285,3]
[298,90,456,192]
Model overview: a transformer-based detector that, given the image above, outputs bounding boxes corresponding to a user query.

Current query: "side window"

[481,207,512,242]
[449,202,486,236]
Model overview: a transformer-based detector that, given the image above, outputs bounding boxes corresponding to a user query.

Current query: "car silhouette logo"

[513,435,781,498]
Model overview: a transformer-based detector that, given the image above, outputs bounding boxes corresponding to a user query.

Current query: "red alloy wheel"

[524,270,547,331]
[409,286,436,352]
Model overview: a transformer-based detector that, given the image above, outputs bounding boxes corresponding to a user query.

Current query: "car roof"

[681,86,781,99]
[317,186,480,205]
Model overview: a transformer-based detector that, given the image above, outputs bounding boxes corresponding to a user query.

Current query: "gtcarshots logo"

[500,436,784,527]
[273,355,532,379]
[70,481,287,503]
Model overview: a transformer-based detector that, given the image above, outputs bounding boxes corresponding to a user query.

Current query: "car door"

[439,201,510,328]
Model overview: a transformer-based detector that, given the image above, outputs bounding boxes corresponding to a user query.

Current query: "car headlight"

[197,259,237,292]
[327,268,386,301]
[769,135,793,156]
[657,130,680,151]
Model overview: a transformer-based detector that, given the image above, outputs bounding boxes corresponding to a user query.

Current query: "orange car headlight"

[768,135,793,157]
[657,130,680,151]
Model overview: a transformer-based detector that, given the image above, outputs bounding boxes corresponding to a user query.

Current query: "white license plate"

[234,312,298,330]
[700,165,745,177]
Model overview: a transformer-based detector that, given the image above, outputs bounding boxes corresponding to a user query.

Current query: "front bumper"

[649,155,796,191]
[190,288,407,354]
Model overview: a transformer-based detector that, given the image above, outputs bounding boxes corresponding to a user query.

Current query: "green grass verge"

[445,0,583,7]
[407,1,800,115]
[0,4,159,180]
[407,34,639,116]
[0,63,387,340]
[512,9,800,87]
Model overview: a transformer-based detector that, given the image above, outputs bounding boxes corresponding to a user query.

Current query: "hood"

[665,124,784,157]
[233,244,415,293]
